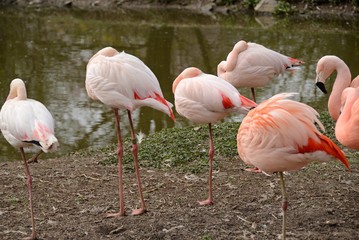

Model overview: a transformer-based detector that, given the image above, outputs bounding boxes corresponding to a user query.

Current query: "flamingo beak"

[316,82,327,94]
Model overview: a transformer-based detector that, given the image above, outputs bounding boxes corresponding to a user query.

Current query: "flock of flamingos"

[0,40,358,240]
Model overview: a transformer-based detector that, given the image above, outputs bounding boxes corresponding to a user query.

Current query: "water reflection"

[0,7,358,161]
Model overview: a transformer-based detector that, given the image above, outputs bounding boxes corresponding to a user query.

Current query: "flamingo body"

[86,47,175,120]
[217,40,303,89]
[86,46,175,216]
[173,67,256,205]
[173,67,256,124]
[335,87,359,149]
[237,92,350,173]
[0,78,58,153]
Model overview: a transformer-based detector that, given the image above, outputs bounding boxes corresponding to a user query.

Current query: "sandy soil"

[1,148,358,239]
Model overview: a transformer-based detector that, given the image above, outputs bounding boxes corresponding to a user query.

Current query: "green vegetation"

[274,0,294,15]
[74,110,357,174]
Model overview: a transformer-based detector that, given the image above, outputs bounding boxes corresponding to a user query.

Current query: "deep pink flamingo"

[86,47,175,216]
[237,92,350,240]
[315,55,359,121]
[172,67,257,205]
[335,87,359,149]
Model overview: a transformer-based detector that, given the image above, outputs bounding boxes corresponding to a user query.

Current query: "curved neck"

[328,63,351,120]
[7,85,27,100]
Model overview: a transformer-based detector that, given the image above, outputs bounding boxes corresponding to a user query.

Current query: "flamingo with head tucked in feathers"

[217,40,304,103]
[172,67,257,205]
[0,78,59,240]
[86,47,175,217]
[237,92,350,240]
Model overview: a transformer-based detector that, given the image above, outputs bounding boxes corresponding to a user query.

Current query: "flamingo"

[237,92,350,240]
[85,47,175,216]
[335,87,359,149]
[0,78,59,240]
[315,55,359,121]
[217,40,304,102]
[172,67,257,205]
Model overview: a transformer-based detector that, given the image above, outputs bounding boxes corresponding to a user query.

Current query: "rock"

[255,0,278,13]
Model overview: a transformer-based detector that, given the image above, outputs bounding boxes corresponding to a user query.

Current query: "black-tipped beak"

[316,82,327,94]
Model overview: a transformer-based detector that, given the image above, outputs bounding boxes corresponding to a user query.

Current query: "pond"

[0,6,358,161]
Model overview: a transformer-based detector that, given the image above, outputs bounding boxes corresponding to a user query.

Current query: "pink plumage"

[335,87,359,149]
[217,40,303,102]
[236,92,350,239]
[0,78,58,240]
[315,55,359,121]
[173,67,256,205]
[86,46,175,216]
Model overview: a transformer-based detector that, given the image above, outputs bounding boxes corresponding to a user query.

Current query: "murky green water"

[0,6,358,161]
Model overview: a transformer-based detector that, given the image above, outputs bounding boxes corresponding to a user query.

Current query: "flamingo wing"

[86,51,174,119]
[237,93,349,173]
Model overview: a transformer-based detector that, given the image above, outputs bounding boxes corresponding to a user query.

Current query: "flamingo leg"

[278,172,288,240]
[27,150,43,164]
[250,87,256,103]
[198,123,214,205]
[127,110,146,215]
[107,108,126,218]
[19,147,37,240]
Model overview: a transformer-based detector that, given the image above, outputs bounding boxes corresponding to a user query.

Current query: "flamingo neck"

[328,63,351,121]
[7,84,27,100]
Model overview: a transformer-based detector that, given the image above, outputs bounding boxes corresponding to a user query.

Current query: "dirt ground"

[1,148,358,240]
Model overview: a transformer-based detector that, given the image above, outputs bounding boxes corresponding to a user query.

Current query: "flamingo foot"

[131,208,146,216]
[106,211,126,218]
[245,167,262,173]
[198,198,213,206]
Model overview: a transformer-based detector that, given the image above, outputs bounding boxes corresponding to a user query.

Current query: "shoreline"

[2,0,358,19]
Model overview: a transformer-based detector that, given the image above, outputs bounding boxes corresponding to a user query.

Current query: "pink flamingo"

[0,78,59,240]
[85,47,175,216]
[237,92,350,240]
[335,87,359,149]
[172,67,257,205]
[315,55,359,121]
[217,40,304,102]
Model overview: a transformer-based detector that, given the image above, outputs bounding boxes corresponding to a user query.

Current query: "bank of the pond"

[2,0,359,18]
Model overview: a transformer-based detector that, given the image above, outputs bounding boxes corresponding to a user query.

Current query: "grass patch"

[74,111,356,173]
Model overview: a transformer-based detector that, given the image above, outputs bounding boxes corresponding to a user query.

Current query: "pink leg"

[250,88,256,103]
[27,150,43,164]
[19,148,37,240]
[198,123,214,206]
[107,108,126,218]
[127,110,146,215]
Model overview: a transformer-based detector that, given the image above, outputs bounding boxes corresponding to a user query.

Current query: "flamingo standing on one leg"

[335,87,359,149]
[237,92,350,240]
[86,47,175,216]
[315,55,359,121]
[172,67,257,205]
[0,78,59,240]
[217,40,304,102]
